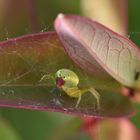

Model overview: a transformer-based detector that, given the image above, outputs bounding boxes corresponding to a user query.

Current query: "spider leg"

[75,92,82,108]
[39,74,54,82]
[67,87,100,109]
[65,87,82,108]
[88,88,100,110]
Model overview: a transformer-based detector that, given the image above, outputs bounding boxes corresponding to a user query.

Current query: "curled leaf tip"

[57,13,64,19]
[55,13,66,30]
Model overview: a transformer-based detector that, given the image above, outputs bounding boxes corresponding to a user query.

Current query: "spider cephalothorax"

[55,69,79,88]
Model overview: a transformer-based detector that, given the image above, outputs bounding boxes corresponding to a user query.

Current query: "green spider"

[40,69,100,109]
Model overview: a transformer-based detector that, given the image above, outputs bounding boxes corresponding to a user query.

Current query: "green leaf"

[0,32,134,117]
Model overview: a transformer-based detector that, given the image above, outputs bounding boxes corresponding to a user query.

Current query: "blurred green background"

[0,0,139,140]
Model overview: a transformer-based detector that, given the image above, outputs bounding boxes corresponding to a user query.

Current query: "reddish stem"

[24,0,39,33]
[118,0,127,35]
